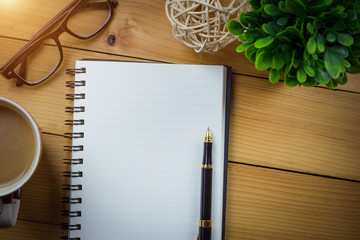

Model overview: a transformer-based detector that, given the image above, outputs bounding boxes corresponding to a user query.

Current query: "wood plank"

[225,163,360,239]
[17,134,70,225]
[229,74,360,180]
[0,220,63,240]
[0,0,358,91]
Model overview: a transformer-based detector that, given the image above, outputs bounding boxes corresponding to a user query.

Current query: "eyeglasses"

[0,0,118,87]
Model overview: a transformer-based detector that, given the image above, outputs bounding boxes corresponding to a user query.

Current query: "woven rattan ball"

[165,0,250,53]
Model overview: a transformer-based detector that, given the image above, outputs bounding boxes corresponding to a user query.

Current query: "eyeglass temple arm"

[85,1,118,10]
[15,57,27,86]
[28,0,80,42]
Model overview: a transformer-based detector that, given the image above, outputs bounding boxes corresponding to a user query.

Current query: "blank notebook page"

[69,61,228,240]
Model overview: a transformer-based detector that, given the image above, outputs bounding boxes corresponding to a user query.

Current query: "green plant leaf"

[284,51,291,63]
[278,36,292,43]
[306,23,314,34]
[312,52,318,61]
[340,58,351,68]
[293,59,299,68]
[284,74,299,87]
[245,45,257,63]
[276,26,305,43]
[332,22,346,31]
[309,0,333,14]
[324,50,341,79]
[277,17,289,26]
[328,46,349,58]
[337,73,348,85]
[297,67,307,83]
[240,12,258,27]
[249,0,261,10]
[262,23,275,36]
[254,36,276,48]
[227,20,244,35]
[302,78,317,87]
[245,45,255,57]
[315,68,330,84]
[236,43,253,52]
[269,21,283,34]
[285,50,296,73]
[264,4,281,16]
[278,1,287,12]
[269,69,280,84]
[303,48,310,60]
[243,32,254,43]
[272,54,285,69]
[303,63,315,77]
[326,32,336,42]
[316,37,325,53]
[317,34,326,44]
[255,52,273,71]
[336,33,354,47]
[238,35,246,41]
[249,50,257,63]
[306,36,316,54]
[326,79,338,89]
[285,0,306,16]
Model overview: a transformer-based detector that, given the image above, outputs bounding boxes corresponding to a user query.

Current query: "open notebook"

[64,60,231,240]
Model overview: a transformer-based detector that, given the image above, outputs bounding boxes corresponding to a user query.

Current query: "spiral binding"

[64,132,84,139]
[62,68,86,239]
[65,106,85,113]
[65,120,85,126]
[66,67,86,75]
[63,158,83,165]
[66,94,85,100]
[66,80,86,88]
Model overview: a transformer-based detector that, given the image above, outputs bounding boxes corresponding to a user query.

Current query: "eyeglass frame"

[0,0,118,87]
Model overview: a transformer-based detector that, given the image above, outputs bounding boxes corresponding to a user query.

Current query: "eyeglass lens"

[15,39,61,84]
[67,0,112,38]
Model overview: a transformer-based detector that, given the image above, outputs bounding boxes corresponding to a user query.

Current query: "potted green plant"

[227,0,360,88]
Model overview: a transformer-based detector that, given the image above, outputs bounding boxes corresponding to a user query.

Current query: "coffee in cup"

[0,97,42,228]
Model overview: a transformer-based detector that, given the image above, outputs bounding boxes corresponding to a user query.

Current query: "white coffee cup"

[0,97,42,228]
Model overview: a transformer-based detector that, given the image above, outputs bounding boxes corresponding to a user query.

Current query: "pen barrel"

[200,166,212,219]
[202,142,212,166]
[199,226,211,240]
[199,142,212,240]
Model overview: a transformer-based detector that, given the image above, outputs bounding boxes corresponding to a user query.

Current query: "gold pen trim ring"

[199,220,212,228]
[201,164,213,169]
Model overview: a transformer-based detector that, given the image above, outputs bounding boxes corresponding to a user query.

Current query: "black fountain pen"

[198,128,213,240]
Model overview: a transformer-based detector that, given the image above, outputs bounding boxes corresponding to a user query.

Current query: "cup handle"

[0,189,21,228]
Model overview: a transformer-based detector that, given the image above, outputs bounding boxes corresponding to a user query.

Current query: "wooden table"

[0,1,359,239]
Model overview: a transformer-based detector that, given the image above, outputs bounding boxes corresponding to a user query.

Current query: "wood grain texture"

[17,134,70,225]
[0,0,358,91]
[226,163,360,240]
[0,220,63,240]
[229,74,360,180]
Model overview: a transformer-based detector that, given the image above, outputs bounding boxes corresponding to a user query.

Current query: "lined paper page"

[69,61,227,240]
